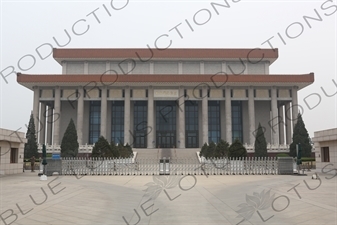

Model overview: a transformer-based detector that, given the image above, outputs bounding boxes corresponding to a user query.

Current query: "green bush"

[117,143,133,158]
[24,158,41,162]
[289,114,312,157]
[199,140,230,158]
[61,119,79,157]
[228,139,247,158]
[215,139,229,158]
[301,157,315,162]
[254,123,268,157]
[199,143,208,158]
[24,114,39,159]
[92,136,114,158]
[276,153,289,158]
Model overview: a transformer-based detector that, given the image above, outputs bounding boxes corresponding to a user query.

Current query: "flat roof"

[313,128,337,142]
[53,48,279,64]
[17,73,314,90]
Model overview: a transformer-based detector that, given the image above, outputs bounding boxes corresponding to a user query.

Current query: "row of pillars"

[32,86,298,147]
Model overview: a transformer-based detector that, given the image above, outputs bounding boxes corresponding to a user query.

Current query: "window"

[111,101,124,144]
[232,101,243,143]
[186,101,199,148]
[89,101,101,144]
[208,101,221,143]
[133,101,147,148]
[321,147,330,162]
[10,148,18,163]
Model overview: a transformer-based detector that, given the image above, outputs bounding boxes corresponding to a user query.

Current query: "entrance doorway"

[156,101,176,148]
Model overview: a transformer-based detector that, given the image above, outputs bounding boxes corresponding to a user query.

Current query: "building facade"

[0,128,27,175]
[17,48,314,152]
[313,128,337,172]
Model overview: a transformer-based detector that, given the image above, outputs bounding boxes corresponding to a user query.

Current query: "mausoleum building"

[17,48,314,153]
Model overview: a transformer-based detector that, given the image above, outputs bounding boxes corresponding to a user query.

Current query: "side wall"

[315,140,337,173]
[0,129,26,175]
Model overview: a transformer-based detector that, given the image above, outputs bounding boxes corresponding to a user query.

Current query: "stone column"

[39,103,46,145]
[100,87,107,139]
[147,87,154,148]
[124,87,131,145]
[106,61,110,73]
[53,87,61,145]
[248,87,255,145]
[84,61,88,74]
[178,87,185,148]
[285,102,292,145]
[150,62,154,74]
[33,87,40,141]
[225,87,232,143]
[178,62,183,74]
[200,61,204,74]
[278,105,285,145]
[271,87,279,145]
[62,61,67,74]
[202,87,208,145]
[292,86,299,128]
[77,88,84,145]
[47,105,53,145]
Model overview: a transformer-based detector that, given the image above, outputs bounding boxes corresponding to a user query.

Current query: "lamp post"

[296,143,302,174]
[40,144,48,180]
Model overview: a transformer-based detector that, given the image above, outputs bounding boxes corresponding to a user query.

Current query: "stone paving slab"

[0,169,336,225]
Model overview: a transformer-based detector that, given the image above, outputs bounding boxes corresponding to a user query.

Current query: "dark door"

[186,131,198,148]
[156,101,176,148]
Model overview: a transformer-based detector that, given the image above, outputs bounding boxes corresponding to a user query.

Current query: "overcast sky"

[0,0,336,138]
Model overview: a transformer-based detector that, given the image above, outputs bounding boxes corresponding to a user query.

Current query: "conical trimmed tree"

[215,139,229,158]
[117,143,134,158]
[24,114,39,159]
[289,113,312,157]
[92,136,113,158]
[60,119,79,157]
[228,139,247,158]
[207,141,217,159]
[110,141,120,158]
[254,123,268,157]
[199,143,208,158]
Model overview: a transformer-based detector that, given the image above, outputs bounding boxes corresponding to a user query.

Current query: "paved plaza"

[0,169,336,225]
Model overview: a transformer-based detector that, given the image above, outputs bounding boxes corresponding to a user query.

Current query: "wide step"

[134,148,199,162]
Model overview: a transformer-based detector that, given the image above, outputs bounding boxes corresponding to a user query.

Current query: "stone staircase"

[134,148,200,162]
